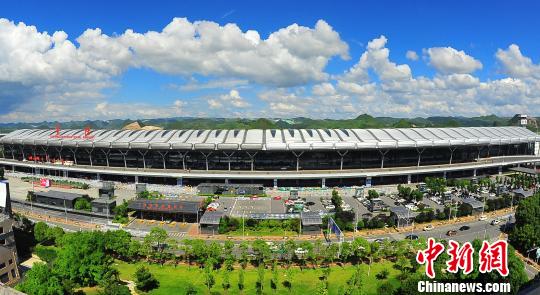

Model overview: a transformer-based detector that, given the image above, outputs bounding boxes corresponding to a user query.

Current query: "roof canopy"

[200,211,224,225]
[461,197,484,209]
[2,127,538,151]
[128,199,202,214]
[34,190,87,201]
[390,206,419,219]
[301,212,322,226]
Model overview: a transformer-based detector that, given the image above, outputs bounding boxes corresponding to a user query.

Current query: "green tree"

[316,281,329,295]
[282,268,293,293]
[270,261,279,293]
[74,198,92,211]
[46,226,65,245]
[34,221,49,243]
[135,265,159,292]
[184,283,197,295]
[98,278,131,295]
[252,239,272,265]
[222,270,231,294]
[367,189,379,200]
[54,231,114,286]
[16,263,68,295]
[203,261,215,292]
[344,265,364,295]
[509,193,540,253]
[331,189,343,209]
[103,230,138,260]
[377,281,396,294]
[143,227,168,262]
[256,264,265,294]
[238,269,245,292]
[113,200,130,224]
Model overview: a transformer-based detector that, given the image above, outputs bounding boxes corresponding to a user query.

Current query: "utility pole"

[63,199,68,222]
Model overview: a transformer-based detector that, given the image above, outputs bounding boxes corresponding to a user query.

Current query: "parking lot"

[226,197,286,217]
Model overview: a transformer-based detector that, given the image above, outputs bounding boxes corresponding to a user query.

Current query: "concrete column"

[473,169,477,177]
[135,175,139,184]
[322,178,326,188]
[96,173,101,180]
[225,179,229,184]
[443,171,447,179]
[273,178,278,188]
[407,174,411,184]
[498,166,502,175]
[177,177,183,186]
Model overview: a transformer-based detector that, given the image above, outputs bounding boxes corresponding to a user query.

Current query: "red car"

[273,196,282,200]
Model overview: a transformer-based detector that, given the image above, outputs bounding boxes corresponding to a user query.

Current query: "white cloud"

[1,17,540,121]
[495,44,540,79]
[426,47,482,74]
[208,89,250,109]
[173,78,249,91]
[406,50,419,61]
[114,18,348,87]
[312,82,336,96]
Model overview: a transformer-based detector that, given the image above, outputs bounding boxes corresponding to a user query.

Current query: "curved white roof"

[1,126,538,151]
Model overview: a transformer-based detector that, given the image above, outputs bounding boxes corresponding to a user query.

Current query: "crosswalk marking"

[169,232,186,238]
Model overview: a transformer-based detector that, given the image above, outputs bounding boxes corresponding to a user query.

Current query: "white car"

[423,224,434,231]
[491,219,501,225]
[294,248,308,255]
[325,205,335,210]
[478,215,487,221]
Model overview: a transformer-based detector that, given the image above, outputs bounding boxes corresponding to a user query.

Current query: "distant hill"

[0,114,537,133]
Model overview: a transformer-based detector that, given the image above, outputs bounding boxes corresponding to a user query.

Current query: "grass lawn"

[78,286,101,295]
[115,260,401,295]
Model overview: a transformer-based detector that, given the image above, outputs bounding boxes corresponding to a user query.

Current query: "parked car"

[295,248,308,255]
[459,225,470,231]
[273,196,282,200]
[478,215,487,221]
[446,230,458,236]
[325,205,336,210]
[423,224,434,231]
[405,234,419,240]
[491,219,501,225]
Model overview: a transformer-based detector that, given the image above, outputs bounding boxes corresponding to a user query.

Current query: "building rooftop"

[90,197,116,205]
[34,190,86,201]
[389,206,419,219]
[2,126,538,151]
[301,212,323,226]
[197,183,263,188]
[512,188,535,198]
[461,197,484,209]
[199,211,224,225]
[128,199,202,214]
[510,166,539,175]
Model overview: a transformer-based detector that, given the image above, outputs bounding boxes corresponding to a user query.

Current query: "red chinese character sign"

[49,124,94,140]
[416,238,445,279]
[417,239,509,278]
[479,240,509,277]
[446,240,474,275]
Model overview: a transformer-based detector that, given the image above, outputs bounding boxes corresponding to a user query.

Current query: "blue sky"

[1,0,540,122]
